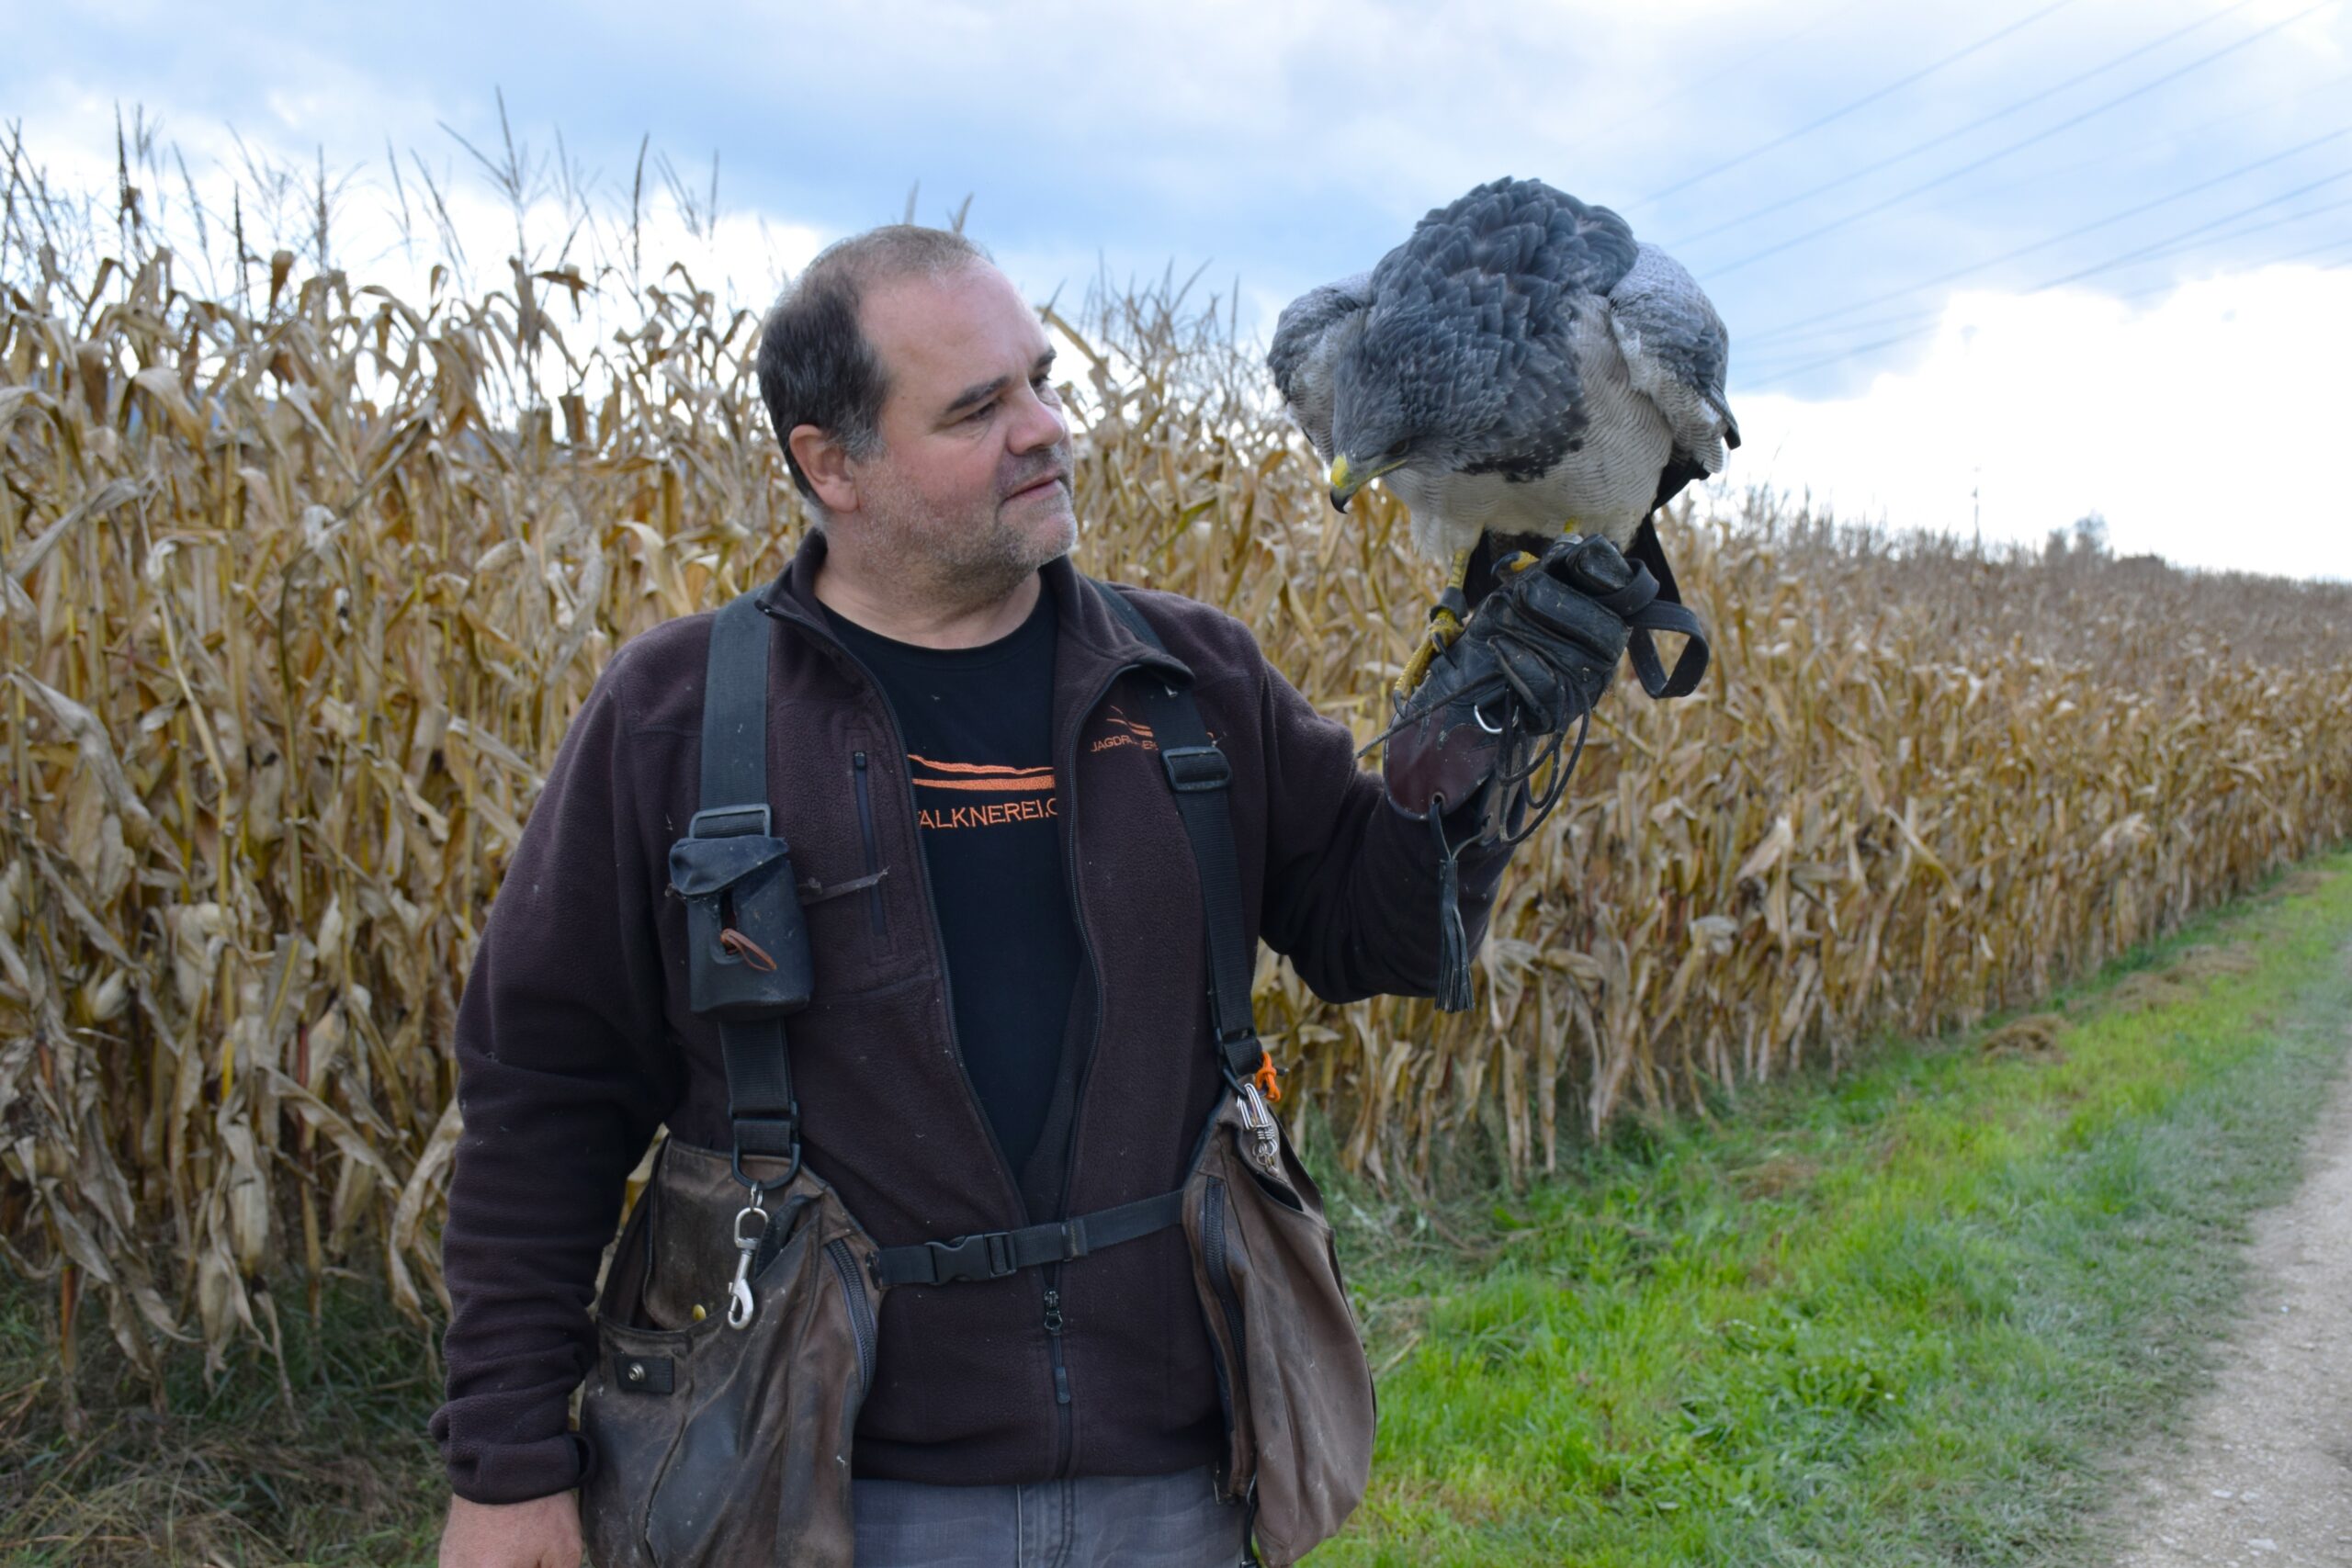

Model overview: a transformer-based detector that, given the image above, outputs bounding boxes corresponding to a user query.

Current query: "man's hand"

[439,1492,583,1568]
[1456,533,1637,732]
[1382,533,1637,819]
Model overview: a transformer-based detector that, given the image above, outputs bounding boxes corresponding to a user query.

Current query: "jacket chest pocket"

[768,745,907,995]
[850,752,888,939]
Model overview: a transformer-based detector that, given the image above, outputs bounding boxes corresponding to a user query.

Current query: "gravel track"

[2106,970,2352,1568]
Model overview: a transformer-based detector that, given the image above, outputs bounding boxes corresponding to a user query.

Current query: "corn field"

[6,132,2352,1389]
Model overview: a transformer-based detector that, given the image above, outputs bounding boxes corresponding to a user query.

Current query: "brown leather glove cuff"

[1381,688,1506,822]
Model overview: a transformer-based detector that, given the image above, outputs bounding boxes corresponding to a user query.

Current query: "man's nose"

[1007,380,1068,453]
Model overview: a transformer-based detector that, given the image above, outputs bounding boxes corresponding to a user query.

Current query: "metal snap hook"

[727,1203,769,1330]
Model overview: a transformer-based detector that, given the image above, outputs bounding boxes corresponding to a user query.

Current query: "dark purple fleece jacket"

[430,532,1512,1503]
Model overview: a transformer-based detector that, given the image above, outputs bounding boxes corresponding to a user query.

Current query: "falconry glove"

[1381,533,1635,823]
[1376,526,1712,1011]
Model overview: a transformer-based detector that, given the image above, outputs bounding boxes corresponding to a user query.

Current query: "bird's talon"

[1394,607,1464,700]
[1395,639,1437,700]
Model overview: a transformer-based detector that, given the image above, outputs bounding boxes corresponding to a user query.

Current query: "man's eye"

[963,401,996,423]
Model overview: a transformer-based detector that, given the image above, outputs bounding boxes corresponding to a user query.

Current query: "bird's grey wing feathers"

[1268,273,1371,463]
[1607,243,1740,496]
[1361,178,1641,488]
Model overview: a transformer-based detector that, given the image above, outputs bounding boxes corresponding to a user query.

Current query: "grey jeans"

[851,1464,1250,1567]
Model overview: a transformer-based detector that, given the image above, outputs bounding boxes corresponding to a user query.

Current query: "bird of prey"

[1270,176,1738,694]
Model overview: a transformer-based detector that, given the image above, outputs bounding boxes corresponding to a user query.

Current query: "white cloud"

[1732,265,2352,578]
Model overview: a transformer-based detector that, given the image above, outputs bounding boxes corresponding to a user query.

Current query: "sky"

[7,0,2349,576]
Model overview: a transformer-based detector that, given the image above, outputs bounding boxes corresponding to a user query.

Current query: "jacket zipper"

[1043,658,1142,1476]
[1042,1277,1072,1432]
[1201,1175,1249,1434]
[825,1236,878,1393]
[851,751,888,937]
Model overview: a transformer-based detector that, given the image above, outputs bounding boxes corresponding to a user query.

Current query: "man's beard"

[859,440,1079,609]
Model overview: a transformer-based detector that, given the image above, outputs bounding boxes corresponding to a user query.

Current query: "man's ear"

[788,424,860,514]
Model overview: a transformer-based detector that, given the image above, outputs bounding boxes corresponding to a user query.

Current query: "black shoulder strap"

[1085,579,1266,1086]
[696,590,800,1169]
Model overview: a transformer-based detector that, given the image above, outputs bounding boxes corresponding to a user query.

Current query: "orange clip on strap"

[1251,1057,1282,1104]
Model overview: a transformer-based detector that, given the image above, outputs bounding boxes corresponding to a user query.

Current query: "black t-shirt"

[821,588,1082,1179]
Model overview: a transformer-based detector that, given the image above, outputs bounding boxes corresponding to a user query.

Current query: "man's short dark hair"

[756,225,990,503]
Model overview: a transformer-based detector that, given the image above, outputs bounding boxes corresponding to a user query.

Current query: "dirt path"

[2105,996,2352,1567]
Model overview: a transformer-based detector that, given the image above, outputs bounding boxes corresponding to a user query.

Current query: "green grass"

[3,856,2346,1565]
[0,1273,446,1566]
[1319,855,2352,1564]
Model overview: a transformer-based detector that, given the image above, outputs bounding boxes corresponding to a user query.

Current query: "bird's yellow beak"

[1328,456,1361,514]
[1329,453,1406,513]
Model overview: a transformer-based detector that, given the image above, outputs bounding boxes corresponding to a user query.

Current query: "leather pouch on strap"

[668,827,814,1021]
[1180,1092,1376,1567]
[581,1138,883,1568]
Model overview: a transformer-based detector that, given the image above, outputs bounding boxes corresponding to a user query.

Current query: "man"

[434,225,1628,1567]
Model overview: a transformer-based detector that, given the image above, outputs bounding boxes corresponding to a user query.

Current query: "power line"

[1855,63,2352,239]
[1635,0,2083,208]
[1662,0,2258,252]
[1738,186,2352,372]
[1734,175,2352,389]
[1732,66,2352,350]
[2103,228,2352,308]
[1589,0,1882,154]
[2034,168,2352,288]
[1702,0,2339,279]
[1738,190,2352,376]
[1740,125,2352,349]
[1737,304,1950,367]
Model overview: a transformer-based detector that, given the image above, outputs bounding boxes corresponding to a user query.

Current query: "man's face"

[845,264,1077,594]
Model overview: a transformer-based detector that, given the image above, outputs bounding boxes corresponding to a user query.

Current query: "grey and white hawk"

[1269,175,1737,694]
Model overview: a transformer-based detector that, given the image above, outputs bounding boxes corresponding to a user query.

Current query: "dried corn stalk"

[4,216,2351,1387]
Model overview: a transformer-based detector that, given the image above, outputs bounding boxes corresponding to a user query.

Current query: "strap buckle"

[730,1111,800,1156]
[922,1230,1015,1284]
[691,803,773,839]
[1160,745,1230,794]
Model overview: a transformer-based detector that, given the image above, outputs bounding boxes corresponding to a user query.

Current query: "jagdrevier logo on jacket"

[909,752,1060,830]
[1088,702,1158,755]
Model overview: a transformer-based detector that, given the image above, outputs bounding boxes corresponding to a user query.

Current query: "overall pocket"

[1182,1094,1377,1568]
[580,1140,883,1568]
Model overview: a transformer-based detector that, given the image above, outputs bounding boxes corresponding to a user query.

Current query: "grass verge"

[0,1274,445,1565]
[3,856,2346,1565]
[1320,855,2352,1564]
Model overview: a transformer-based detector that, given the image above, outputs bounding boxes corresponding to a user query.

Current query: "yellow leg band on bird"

[1395,544,1478,700]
